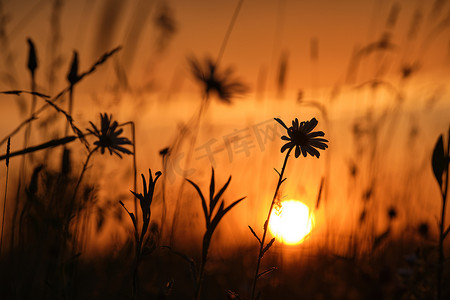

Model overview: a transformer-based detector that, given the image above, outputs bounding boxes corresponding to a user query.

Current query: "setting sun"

[269,200,315,245]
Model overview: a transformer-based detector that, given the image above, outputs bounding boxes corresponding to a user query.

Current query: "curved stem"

[120,122,137,227]
[216,0,244,65]
[251,147,292,300]
[71,146,98,204]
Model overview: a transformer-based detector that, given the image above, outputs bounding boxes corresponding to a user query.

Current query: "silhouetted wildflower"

[88,113,132,158]
[189,56,248,103]
[274,117,328,158]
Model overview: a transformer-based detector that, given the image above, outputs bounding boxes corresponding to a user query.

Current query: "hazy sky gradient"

[2,0,449,96]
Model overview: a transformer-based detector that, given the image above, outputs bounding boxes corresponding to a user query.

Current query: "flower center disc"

[268,200,314,245]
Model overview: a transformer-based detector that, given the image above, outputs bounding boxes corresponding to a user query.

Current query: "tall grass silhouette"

[250,117,328,299]
[186,168,245,300]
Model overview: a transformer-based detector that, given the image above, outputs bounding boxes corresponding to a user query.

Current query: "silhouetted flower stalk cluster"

[169,57,248,246]
[431,125,450,300]
[186,168,245,300]
[250,117,328,300]
[120,169,162,299]
[0,46,121,149]
[72,113,132,202]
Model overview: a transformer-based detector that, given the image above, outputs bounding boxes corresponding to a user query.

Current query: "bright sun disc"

[268,200,314,245]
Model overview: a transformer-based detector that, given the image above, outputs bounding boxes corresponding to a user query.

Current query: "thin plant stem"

[437,136,449,300]
[14,76,36,249]
[170,96,208,247]
[65,86,73,136]
[24,74,37,149]
[121,121,137,227]
[133,234,142,300]
[251,147,292,300]
[66,147,98,298]
[0,137,10,254]
[160,154,168,241]
[216,0,244,65]
[196,232,212,300]
[71,146,98,205]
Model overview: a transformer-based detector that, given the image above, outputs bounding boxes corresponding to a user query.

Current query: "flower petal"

[301,146,307,157]
[310,141,328,149]
[113,145,133,155]
[274,118,288,130]
[305,145,320,158]
[307,131,325,138]
[281,142,293,153]
[295,145,300,158]
[310,137,328,143]
[281,135,291,141]
[304,118,318,133]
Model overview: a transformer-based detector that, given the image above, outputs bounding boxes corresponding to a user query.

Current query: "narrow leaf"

[186,178,209,226]
[119,201,139,241]
[261,237,276,258]
[5,137,10,167]
[209,201,225,233]
[142,173,148,198]
[0,136,77,161]
[257,267,278,279]
[432,135,445,187]
[209,167,215,214]
[211,176,231,215]
[274,117,288,130]
[372,229,390,251]
[274,168,281,176]
[0,90,50,98]
[315,177,324,209]
[444,225,450,239]
[248,225,261,244]
[221,196,246,218]
[130,190,143,201]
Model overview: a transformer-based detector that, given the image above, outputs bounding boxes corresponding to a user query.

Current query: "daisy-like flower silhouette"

[275,117,328,158]
[189,56,248,104]
[87,113,132,158]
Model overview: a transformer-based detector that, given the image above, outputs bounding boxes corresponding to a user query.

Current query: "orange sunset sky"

[2,0,450,97]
